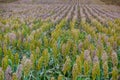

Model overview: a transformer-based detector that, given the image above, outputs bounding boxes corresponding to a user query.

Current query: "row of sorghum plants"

[0,17,119,80]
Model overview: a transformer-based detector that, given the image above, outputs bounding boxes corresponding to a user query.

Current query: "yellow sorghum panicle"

[106,43,112,54]
[103,61,108,78]
[0,34,2,41]
[112,67,118,80]
[2,56,8,71]
[51,77,55,80]
[72,63,79,80]
[89,44,95,51]
[10,54,14,65]
[57,74,63,80]
[61,43,67,57]
[17,39,21,48]
[62,56,71,75]
[3,38,8,46]
[0,47,2,60]
[14,53,19,65]
[0,68,4,80]
[58,19,66,28]
[30,43,34,50]
[50,38,55,47]
[108,36,114,46]
[3,45,8,56]
[76,55,82,74]
[71,29,79,41]
[92,56,100,80]
[30,53,37,69]
[80,51,84,64]
[37,39,42,48]
[101,51,108,78]
[6,32,16,44]
[12,73,18,80]
[32,51,37,60]
[21,56,26,65]
[36,47,40,57]
[37,56,43,70]
[70,21,75,30]
[84,60,90,75]
[43,36,48,47]
[66,40,72,55]
[72,44,77,56]
[83,39,90,49]
[42,49,50,67]
[96,38,104,57]
[111,51,118,66]
[23,40,29,49]
[117,36,120,45]
[52,42,58,59]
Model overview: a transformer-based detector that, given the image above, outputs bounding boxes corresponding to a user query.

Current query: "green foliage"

[0,18,119,80]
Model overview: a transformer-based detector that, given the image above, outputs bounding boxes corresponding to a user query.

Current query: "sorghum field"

[0,0,120,80]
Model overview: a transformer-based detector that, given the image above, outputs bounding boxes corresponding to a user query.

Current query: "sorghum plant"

[0,68,4,80]
[62,56,71,75]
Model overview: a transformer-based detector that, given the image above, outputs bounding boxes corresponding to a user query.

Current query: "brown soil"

[100,0,120,6]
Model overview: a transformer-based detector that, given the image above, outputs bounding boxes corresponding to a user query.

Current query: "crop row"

[0,15,120,79]
[0,4,120,23]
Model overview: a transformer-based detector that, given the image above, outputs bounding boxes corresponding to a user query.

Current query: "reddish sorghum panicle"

[111,51,118,66]
[23,59,33,76]
[16,64,23,80]
[5,66,12,80]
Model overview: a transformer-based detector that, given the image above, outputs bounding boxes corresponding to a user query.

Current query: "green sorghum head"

[2,56,8,71]
[112,66,118,80]
[72,63,79,80]
[62,56,71,75]
[0,68,4,80]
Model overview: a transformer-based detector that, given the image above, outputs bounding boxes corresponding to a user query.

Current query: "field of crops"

[0,0,120,80]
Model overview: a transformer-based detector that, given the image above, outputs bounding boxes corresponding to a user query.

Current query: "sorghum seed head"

[84,50,92,64]
[2,56,8,71]
[42,49,50,67]
[111,51,118,66]
[0,68,4,80]
[62,56,71,75]
[72,63,79,80]
[12,73,18,80]
[103,61,108,78]
[101,51,108,63]
[16,64,23,80]
[5,66,12,80]
[51,77,55,80]
[37,56,43,70]
[23,59,32,76]
[112,67,118,80]
[58,74,63,80]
